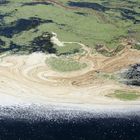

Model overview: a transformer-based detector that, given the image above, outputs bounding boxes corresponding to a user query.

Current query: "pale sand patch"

[51,32,64,47]
[0,51,140,109]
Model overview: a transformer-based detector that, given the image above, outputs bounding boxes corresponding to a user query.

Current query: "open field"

[0,0,140,54]
[108,90,140,101]
[47,57,87,72]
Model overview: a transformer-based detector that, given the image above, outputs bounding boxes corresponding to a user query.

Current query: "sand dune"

[0,46,140,108]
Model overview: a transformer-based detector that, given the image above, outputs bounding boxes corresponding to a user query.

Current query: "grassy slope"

[0,0,139,53]
[109,90,140,101]
[55,43,82,56]
[47,57,87,72]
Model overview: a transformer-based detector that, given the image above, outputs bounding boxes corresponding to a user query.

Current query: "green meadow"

[0,0,140,55]
[46,57,87,72]
[108,90,140,101]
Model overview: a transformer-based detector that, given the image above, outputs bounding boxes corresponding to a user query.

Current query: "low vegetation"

[98,73,116,80]
[109,90,140,101]
[55,43,82,56]
[46,57,87,72]
[95,44,125,57]
[122,64,140,86]
[134,44,140,50]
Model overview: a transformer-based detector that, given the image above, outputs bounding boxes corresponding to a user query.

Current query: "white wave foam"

[0,102,140,122]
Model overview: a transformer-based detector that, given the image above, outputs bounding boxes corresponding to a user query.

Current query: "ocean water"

[0,105,140,140]
[0,117,140,140]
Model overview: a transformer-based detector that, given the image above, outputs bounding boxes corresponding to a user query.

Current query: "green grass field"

[46,57,87,72]
[110,90,140,101]
[55,43,83,56]
[0,0,140,55]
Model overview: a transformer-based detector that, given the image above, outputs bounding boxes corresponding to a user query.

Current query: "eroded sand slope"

[0,45,140,107]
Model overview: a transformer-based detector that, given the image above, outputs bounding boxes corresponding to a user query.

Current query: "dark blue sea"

[0,117,140,140]
[0,105,140,140]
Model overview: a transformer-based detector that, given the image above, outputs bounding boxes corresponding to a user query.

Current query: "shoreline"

[0,102,140,121]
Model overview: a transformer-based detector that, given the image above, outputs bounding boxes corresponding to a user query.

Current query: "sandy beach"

[0,51,140,110]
